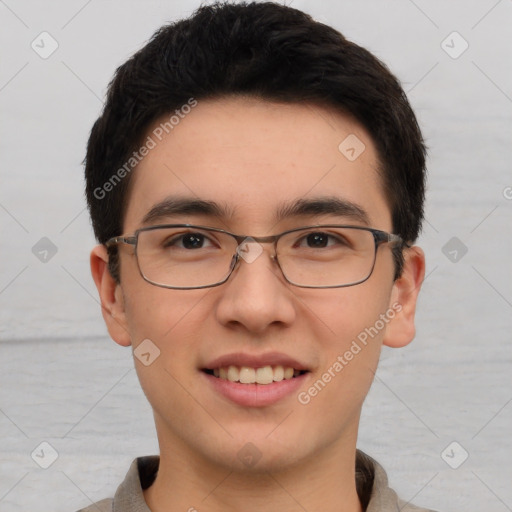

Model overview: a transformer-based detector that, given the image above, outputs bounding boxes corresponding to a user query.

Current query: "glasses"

[106,224,404,289]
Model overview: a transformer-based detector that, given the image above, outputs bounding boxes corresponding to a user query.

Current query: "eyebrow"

[275,196,371,226]
[141,197,232,225]
[141,195,370,227]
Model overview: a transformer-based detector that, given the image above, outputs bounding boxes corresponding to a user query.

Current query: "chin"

[197,430,311,474]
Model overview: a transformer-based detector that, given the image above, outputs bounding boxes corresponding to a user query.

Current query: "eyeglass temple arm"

[105,236,137,248]
[388,233,410,247]
[374,231,408,247]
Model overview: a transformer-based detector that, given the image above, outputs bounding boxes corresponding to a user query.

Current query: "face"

[92,96,424,473]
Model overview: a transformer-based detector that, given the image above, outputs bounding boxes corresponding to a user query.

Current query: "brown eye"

[305,232,329,248]
[181,233,206,249]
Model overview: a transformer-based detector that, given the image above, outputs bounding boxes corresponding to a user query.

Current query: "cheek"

[123,277,211,344]
[299,284,393,400]
[124,289,210,417]
[303,281,393,349]
[293,294,390,441]
[122,286,207,409]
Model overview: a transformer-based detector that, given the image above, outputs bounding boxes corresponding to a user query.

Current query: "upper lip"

[203,352,309,371]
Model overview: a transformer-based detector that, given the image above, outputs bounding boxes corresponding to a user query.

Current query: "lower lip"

[202,371,309,407]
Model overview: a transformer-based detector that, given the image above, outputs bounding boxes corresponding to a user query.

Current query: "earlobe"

[382,246,425,348]
[90,245,131,347]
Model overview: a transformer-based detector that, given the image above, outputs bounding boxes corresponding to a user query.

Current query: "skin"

[91,96,425,512]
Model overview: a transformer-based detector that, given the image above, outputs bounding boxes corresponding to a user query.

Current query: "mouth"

[202,365,308,385]
[201,352,311,407]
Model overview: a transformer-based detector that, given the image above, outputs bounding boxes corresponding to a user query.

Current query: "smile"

[204,365,307,385]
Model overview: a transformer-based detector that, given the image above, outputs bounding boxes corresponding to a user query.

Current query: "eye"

[164,232,215,250]
[296,232,344,249]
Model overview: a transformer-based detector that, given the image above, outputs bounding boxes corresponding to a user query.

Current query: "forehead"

[123,97,391,232]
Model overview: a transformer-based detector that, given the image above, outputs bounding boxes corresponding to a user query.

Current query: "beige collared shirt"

[77,451,437,512]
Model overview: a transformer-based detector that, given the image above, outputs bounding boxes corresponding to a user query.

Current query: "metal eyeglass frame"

[106,224,406,290]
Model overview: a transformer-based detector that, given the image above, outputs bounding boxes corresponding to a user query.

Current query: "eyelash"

[163,232,217,249]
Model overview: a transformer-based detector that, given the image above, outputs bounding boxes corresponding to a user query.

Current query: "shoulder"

[358,450,439,512]
[75,498,113,512]
[397,497,439,511]
[396,497,438,511]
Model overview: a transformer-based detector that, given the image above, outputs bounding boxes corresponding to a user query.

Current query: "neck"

[144,421,363,512]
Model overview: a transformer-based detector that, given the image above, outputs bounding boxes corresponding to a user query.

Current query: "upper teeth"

[213,365,300,384]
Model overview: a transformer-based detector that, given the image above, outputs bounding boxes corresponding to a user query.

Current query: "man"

[82,2,434,511]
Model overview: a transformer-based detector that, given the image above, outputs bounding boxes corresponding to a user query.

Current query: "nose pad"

[229,252,239,272]
[226,239,277,276]
[229,241,283,286]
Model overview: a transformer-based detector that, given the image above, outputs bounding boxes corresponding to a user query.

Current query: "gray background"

[1,0,511,511]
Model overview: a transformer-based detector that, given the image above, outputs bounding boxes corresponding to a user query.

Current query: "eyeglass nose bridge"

[227,235,281,281]
[234,235,279,264]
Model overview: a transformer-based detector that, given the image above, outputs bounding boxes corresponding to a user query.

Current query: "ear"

[382,245,425,348]
[90,244,131,347]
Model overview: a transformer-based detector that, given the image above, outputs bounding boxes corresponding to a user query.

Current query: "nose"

[214,241,297,334]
